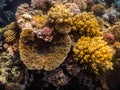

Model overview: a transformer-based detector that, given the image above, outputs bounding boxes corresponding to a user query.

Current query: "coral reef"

[73,36,113,74]
[0,52,29,90]
[1,0,120,89]
[71,12,102,37]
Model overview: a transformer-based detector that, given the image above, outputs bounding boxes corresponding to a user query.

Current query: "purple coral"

[34,26,53,42]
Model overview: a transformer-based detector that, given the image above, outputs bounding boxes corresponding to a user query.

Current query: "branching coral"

[73,36,113,74]
[71,12,102,37]
[19,29,71,71]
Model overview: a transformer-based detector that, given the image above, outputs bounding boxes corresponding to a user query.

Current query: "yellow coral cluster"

[48,4,73,23]
[48,4,73,34]
[73,36,113,74]
[4,30,16,43]
[71,12,102,37]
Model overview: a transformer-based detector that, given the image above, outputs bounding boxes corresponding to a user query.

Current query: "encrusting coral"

[73,36,113,74]
[19,29,71,71]
[71,12,102,37]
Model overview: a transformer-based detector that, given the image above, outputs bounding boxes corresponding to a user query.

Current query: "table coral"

[71,12,102,37]
[19,29,71,71]
[73,36,113,74]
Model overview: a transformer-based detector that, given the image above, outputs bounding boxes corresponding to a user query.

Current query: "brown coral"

[19,29,71,70]
[4,30,16,43]
[91,4,106,16]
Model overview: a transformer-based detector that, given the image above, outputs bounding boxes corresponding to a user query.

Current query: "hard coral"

[4,30,16,43]
[48,4,73,34]
[69,0,87,11]
[73,36,113,74]
[103,32,115,44]
[48,4,73,24]
[34,26,53,42]
[43,69,70,87]
[19,29,71,71]
[20,29,35,44]
[65,3,81,15]
[71,12,102,37]
[109,22,120,41]
[0,52,28,90]
[31,0,54,12]
[91,4,106,16]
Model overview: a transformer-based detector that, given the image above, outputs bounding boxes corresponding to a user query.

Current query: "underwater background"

[0,0,120,90]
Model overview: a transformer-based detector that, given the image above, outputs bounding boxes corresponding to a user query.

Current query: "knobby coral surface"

[73,36,113,74]
[71,12,102,37]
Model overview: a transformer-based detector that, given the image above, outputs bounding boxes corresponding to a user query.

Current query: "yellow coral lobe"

[34,15,41,23]
[71,12,102,37]
[73,36,113,74]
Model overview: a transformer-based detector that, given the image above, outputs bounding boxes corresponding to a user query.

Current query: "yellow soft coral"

[73,36,113,74]
[71,12,102,37]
